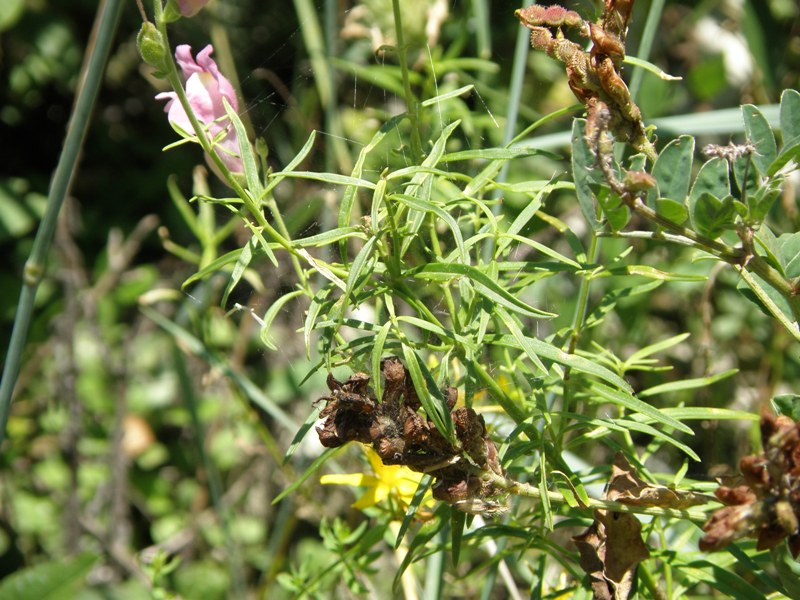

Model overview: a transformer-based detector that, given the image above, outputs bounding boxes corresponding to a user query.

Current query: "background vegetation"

[1,0,799,598]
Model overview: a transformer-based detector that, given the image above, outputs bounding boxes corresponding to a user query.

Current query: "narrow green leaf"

[626,333,691,365]
[167,176,199,238]
[223,98,262,197]
[283,404,322,464]
[498,187,546,254]
[370,178,387,234]
[441,147,559,162]
[742,103,778,175]
[181,247,250,288]
[539,449,553,529]
[639,368,738,398]
[392,194,467,263]
[623,55,682,81]
[421,84,474,107]
[260,290,304,351]
[272,447,346,504]
[497,234,581,268]
[450,510,466,566]
[293,226,365,247]
[495,307,547,374]
[395,475,433,549]
[276,171,376,189]
[339,115,403,243]
[631,407,759,423]
[330,58,407,96]
[304,286,333,358]
[371,321,393,403]
[589,382,694,434]
[603,265,707,282]
[401,344,455,442]
[468,359,527,423]
[411,262,555,318]
[651,136,695,207]
[222,236,256,306]
[262,129,318,198]
[574,414,699,460]
[771,542,800,600]
[420,121,461,171]
[674,560,769,600]
[343,236,378,309]
[488,334,633,393]
[396,316,477,351]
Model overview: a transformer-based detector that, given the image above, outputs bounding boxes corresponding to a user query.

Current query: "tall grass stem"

[0,0,125,446]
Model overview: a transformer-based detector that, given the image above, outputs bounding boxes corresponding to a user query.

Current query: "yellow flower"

[321,445,433,514]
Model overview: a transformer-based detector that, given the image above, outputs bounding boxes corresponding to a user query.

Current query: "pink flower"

[156,44,243,174]
[176,0,210,17]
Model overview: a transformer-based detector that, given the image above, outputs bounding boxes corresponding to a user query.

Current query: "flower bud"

[136,22,168,72]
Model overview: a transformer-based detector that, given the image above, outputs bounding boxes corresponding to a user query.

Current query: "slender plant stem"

[392,0,423,162]
[557,231,601,442]
[0,0,125,446]
[484,470,711,522]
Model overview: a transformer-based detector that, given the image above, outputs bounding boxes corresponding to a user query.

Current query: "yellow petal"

[320,473,374,486]
[352,486,380,509]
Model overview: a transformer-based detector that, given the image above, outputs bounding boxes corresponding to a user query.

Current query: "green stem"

[392,0,423,162]
[486,470,710,522]
[428,218,461,333]
[557,232,601,442]
[624,195,800,328]
[0,0,125,446]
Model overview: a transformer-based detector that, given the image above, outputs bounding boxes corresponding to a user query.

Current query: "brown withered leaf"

[608,453,712,509]
[572,453,650,599]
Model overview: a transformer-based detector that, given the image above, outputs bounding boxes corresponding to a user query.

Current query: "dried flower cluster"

[515,1,654,160]
[700,412,800,555]
[316,357,506,514]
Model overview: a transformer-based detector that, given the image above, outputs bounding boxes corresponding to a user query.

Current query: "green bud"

[161,1,183,24]
[136,22,168,72]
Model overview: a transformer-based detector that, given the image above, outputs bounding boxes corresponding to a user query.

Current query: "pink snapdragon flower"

[177,0,210,17]
[156,44,243,174]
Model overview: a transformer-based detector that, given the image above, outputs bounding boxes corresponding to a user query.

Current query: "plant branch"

[392,0,423,162]
[0,0,125,446]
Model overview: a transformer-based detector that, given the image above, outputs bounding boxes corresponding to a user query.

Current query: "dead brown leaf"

[572,452,650,600]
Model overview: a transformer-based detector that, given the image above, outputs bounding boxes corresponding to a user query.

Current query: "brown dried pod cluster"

[700,412,800,555]
[316,357,506,514]
[515,1,653,160]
